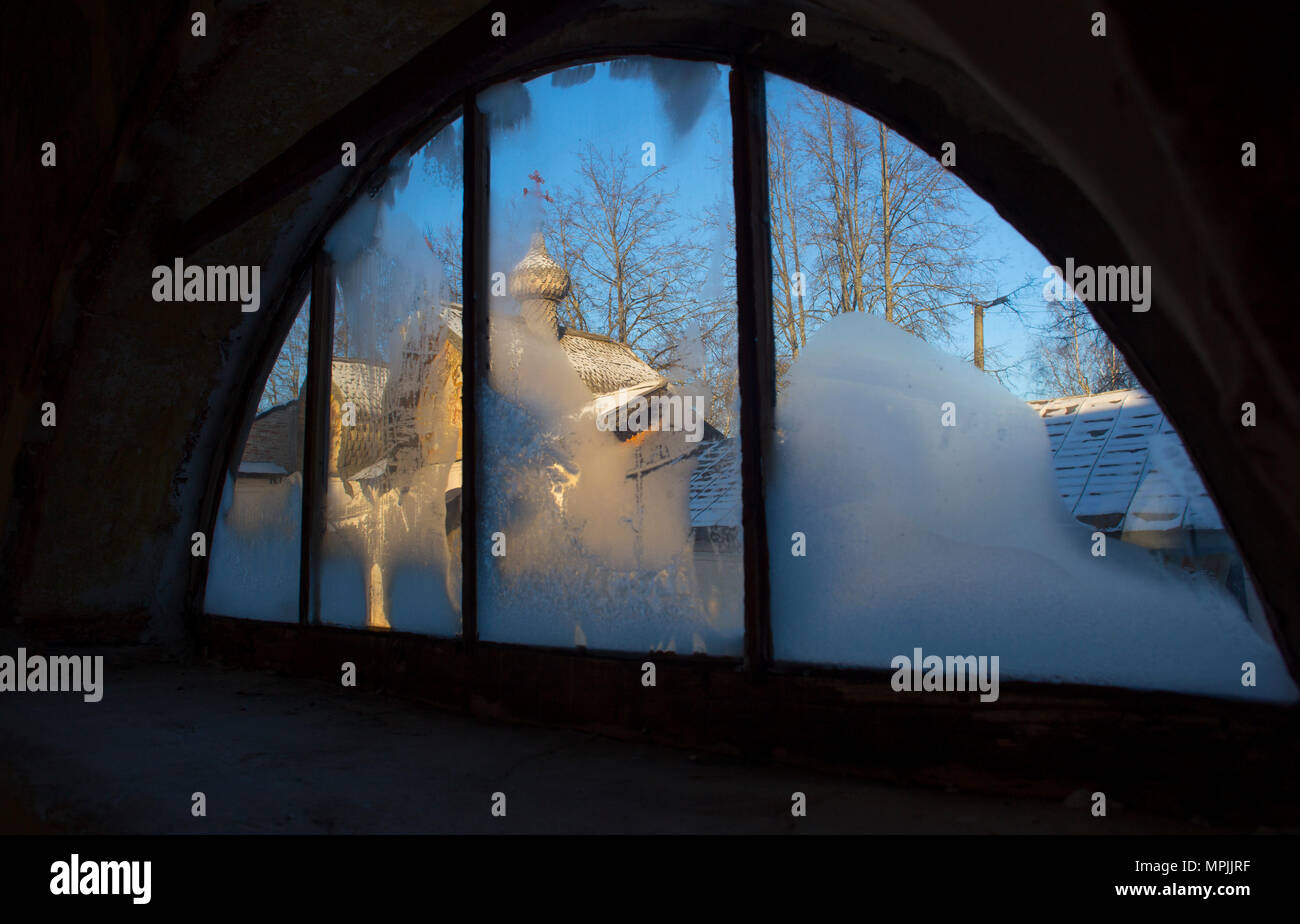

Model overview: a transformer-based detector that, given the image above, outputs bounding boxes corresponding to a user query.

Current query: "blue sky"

[391,56,1059,400]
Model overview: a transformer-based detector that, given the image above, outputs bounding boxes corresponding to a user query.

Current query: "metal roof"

[1028,389,1222,533]
[687,438,741,530]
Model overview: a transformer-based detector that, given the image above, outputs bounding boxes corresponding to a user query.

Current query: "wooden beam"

[730,64,775,673]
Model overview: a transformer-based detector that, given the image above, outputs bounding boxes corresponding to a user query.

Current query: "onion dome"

[508,232,569,338]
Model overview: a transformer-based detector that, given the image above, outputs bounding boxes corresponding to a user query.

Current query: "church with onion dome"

[234,229,742,630]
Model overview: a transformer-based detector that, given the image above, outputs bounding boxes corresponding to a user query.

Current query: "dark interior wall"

[4,2,1298,672]
[2,0,178,624]
[3,0,481,639]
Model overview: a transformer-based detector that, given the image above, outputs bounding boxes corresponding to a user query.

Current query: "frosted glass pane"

[477,58,743,654]
[205,295,309,622]
[763,74,1295,702]
[320,118,464,634]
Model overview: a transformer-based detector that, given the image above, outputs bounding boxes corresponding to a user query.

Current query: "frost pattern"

[205,472,301,622]
[477,318,742,654]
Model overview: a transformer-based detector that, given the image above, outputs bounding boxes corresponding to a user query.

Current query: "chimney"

[508,232,569,339]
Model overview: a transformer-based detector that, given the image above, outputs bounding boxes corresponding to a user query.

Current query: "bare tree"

[1032,297,1137,396]
[770,86,992,361]
[768,109,815,366]
[542,144,704,367]
[870,122,984,342]
[421,222,463,305]
[536,176,590,333]
[676,198,739,435]
[261,302,310,411]
[793,90,876,321]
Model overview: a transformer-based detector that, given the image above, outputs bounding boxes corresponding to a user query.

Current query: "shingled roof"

[239,400,300,476]
[557,328,665,395]
[438,305,664,397]
[330,358,389,481]
[1028,388,1222,534]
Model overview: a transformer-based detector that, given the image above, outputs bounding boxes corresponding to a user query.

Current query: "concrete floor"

[0,641,1245,835]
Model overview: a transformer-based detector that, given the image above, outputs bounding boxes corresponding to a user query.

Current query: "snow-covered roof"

[441,302,463,340]
[1028,389,1222,533]
[240,401,299,473]
[688,438,741,530]
[440,305,663,395]
[559,328,664,394]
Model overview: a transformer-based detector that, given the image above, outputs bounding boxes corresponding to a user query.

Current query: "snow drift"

[766,312,1295,702]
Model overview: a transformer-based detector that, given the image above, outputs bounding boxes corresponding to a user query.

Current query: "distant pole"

[971,293,1010,372]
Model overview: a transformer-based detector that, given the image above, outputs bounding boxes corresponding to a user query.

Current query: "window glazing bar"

[461,96,489,649]
[300,250,335,627]
[729,63,775,672]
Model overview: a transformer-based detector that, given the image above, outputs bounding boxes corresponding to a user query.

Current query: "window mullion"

[730,63,775,672]
[300,249,336,627]
[461,96,489,649]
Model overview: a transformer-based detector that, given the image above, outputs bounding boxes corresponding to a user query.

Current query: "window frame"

[203,49,1295,683]
[190,42,1300,813]
[288,54,767,659]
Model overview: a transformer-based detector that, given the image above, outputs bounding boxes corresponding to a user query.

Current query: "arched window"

[205,292,310,623]
[205,56,1295,704]
[318,116,465,635]
[759,74,1291,700]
